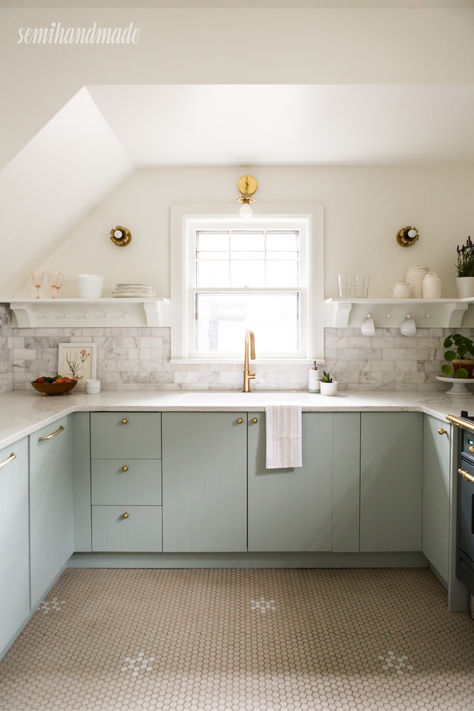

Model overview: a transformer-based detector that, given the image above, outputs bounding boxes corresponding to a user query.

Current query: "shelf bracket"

[445,302,468,328]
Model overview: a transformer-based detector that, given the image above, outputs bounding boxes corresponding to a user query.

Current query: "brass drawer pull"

[0,452,16,469]
[251,417,258,424]
[121,465,129,472]
[468,446,474,454]
[122,511,130,519]
[458,468,474,484]
[438,428,447,435]
[121,418,128,425]
[38,425,65,442]
[236,418,243,424]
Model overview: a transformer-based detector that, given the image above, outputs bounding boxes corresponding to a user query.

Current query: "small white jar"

[86,379,101,394]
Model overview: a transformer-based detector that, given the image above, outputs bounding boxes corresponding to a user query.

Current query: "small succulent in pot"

[441,333,474,379]
[319,371,338,395]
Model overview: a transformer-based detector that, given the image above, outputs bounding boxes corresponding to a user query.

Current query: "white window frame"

[170,203,324,363]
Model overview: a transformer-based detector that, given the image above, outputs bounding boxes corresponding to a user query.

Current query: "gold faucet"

[243,329,256,392]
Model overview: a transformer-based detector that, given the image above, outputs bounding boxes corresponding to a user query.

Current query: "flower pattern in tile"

[378,650,414,675]
[38,597,65,614]
[250,596,276,614]
[121,651,155,677]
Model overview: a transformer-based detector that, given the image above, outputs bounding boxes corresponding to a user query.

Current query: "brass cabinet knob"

[121,465,129,472]
[121,418,128,425]
[251,417,258,424]
[236,418,243,424]
[438,428,447,435]
[122,512,129,519]
[469,446,474,454]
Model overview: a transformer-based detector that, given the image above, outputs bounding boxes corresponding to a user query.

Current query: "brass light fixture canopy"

[237,175,258,205]
[110,225,132,247]
[396,226,419,248]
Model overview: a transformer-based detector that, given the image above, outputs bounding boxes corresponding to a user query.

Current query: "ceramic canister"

[406,266,428,298]
[422,271,442,299]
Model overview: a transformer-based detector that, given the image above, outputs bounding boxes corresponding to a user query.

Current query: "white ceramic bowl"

[77,274,103,298]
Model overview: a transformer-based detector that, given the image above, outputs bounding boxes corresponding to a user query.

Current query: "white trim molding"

[170,203,324,361]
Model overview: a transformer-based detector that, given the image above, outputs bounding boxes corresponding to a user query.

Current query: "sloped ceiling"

[0,87,133,295]
[89,84,474,166]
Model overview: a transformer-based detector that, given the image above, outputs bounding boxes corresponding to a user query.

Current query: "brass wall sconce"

[396,226,419,248]
[237,175,258,218]
[110,225,132,247]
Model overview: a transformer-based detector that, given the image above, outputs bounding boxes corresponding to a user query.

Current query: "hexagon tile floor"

[0,568,473,711]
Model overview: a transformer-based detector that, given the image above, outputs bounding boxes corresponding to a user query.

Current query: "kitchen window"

[170,204,324,361]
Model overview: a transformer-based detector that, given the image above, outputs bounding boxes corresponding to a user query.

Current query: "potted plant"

[456,236,474,298]
[441,333,474,379]
[319,371,338,396]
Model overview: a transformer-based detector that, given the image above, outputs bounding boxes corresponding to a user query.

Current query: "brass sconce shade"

[110,225,132,247]
[237,175,258,217]
[396,226,419,248]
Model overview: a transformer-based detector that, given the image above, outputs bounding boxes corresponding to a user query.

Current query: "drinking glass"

[337,273,354,298]
[47,271,64,299]
[353,273,370,298]
[30,270,44,299]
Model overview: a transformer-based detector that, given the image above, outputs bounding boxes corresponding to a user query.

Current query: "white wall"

[1,6,473,169]
[31,164,474,299]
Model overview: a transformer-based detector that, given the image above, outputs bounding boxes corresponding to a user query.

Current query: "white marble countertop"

[0,389,471,451]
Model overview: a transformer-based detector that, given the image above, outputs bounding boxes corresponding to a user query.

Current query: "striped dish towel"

[265,406,302,469]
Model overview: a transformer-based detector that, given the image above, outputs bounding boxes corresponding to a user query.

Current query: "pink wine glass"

[47,271,64,299]
[30,270,44,299]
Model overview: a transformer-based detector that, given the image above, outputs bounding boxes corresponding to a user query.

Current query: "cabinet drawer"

[91,413,161,459]
[91,459,161,505]
[92,506,162,552]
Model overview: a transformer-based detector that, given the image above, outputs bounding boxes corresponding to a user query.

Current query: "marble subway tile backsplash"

[7,324,472,392]
[0,305,13,393]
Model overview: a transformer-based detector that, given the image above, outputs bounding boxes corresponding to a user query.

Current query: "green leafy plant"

[441,333,474,378]
[320,371,333,383]
[456,236,474,277]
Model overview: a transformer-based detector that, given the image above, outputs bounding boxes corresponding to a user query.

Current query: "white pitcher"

[422,271,442,299]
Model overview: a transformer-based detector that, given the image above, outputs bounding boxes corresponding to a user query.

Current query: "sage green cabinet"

[422,415,451,583]
[248,413,360,552]
[0,438,29,654]
[91,412,161,459]
[162,413,247,552]
[92,505,162,552]
[360,412,423,552]
[30,417,74,608]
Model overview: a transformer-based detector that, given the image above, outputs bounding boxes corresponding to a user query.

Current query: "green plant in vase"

[441,333,474,379]
[320,371,333,383]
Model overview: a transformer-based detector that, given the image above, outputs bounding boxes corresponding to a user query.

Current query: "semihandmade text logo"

[17,21,140,45]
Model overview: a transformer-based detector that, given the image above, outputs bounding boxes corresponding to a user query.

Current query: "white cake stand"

[436,376,474,395]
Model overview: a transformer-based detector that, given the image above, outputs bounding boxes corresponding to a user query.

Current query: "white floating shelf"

[1,298,171,328]
[324,298,474,329]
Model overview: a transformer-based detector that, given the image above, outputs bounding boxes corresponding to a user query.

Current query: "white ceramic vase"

[320,381,338,396]
[456,277,474,299]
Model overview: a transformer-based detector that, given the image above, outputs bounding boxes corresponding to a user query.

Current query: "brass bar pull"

[458,468,474,484]
[0,452,16,469]
[38,425,65,442]
[446,414,474,433]
[438,428,447,435]
[122,512,130,519]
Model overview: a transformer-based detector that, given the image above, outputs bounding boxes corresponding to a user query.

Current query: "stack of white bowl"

[77,274,104,299]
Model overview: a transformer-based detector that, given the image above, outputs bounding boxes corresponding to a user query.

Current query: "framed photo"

[58,343,97,390]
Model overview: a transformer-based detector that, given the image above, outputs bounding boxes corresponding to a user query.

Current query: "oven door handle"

[458,467,474,484]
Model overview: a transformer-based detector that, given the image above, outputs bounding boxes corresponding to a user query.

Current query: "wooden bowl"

[31,380,77,396]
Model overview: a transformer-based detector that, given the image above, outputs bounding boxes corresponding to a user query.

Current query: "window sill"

[169,358,317,366]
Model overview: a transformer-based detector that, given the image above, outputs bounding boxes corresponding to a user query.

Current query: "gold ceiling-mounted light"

[237,175,258,218]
